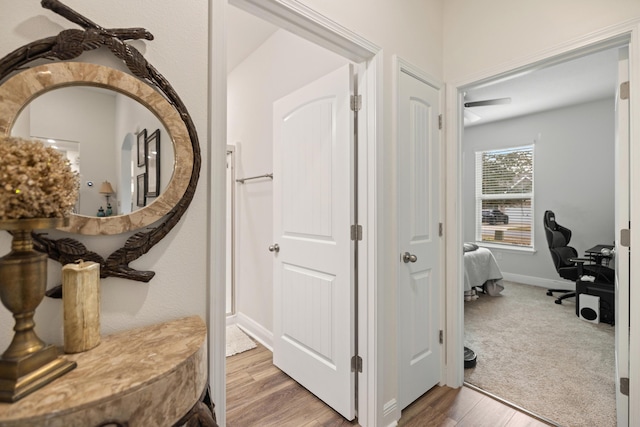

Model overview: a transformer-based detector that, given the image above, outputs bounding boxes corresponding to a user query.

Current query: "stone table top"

[0,315,208,427]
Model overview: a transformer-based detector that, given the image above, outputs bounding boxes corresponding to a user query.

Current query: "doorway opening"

[457,40,628,426]
[219,1,381,425]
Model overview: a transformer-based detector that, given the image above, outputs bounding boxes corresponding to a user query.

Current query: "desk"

[585,244,614,254]
[0,316,216,427]
[585,244,614,267]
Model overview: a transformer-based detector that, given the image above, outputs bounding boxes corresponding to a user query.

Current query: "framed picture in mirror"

[137,129,147,167]
[145,129,160,197]
[137,173,146,207]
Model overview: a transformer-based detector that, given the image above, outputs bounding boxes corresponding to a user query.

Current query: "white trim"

[382,399,398,418]
[234,312,274,351]
[501,273,573,291]
[445,19,640,427]
[230,0,377,62]
[444,83,465,387]
[210,1,228,426]
[396,57,443,89]
[219,2,382,426]
[627,21,640,427]
[368,50,384,427]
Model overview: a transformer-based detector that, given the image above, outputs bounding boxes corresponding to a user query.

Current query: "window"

[475,145,534,248]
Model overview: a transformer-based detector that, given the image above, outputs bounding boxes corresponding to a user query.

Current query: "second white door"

[397,65,442,410]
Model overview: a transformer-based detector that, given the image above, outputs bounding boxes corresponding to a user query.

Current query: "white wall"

[14,87,116,217]
[463,98,615,283]
[443,0,640,82]
[227,29,347,333]
[0,0,208,354]
[114,93,172,214]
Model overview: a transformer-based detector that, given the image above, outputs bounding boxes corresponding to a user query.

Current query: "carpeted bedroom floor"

[464,280,615,427]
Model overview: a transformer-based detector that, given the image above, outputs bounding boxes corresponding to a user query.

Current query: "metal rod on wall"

[236,173,273,184]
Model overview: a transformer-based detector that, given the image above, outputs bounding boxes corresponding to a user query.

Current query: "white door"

[272,64,355,420]
[397,66,442,410]
[615,47,630,426]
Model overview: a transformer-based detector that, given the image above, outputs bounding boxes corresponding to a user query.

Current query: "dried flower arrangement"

[0,136,79,221]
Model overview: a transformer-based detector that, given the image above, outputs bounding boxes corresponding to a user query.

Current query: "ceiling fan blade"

[464,109,482,124]
[464,97,512,108]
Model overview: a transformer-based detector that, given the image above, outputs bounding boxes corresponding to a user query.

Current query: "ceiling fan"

[464,97,512,108]
[463,96,512,124]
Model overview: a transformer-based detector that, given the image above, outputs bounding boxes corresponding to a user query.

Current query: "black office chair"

[543,210,613,304]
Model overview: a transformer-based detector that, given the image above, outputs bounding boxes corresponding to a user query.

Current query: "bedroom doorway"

[458,41,629,426]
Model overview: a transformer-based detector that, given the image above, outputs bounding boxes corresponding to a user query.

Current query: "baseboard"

[383,398,398,417]
[226,314,237,326]
[234,312,274,351]
[502,272,573,291]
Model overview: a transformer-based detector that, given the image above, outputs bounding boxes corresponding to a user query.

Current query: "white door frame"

[210,1,382,425]
[444,20,640,426]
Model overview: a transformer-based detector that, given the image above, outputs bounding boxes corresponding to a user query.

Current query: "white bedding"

[464,247,504,294]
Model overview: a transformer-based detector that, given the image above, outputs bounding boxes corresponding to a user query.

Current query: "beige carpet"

[464,281,616,427]
[226,325,257,357]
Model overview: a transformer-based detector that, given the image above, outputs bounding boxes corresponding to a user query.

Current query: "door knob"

[402,252,417,263]
[268,243,280,253]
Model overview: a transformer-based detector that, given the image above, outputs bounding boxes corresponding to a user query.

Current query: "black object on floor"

[464,346,477,369]
[576,279,615,325]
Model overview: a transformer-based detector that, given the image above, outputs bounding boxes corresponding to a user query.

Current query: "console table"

[0,315,216,427]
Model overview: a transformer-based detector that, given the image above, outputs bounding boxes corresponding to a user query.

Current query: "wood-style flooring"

[226,343,551,427]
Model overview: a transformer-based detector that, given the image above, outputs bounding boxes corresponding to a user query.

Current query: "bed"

[463,243,504,297]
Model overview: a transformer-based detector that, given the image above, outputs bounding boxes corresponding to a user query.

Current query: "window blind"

[475,146,534,247]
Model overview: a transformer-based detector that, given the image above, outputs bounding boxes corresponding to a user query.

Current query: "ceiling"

[227,6,278,73]
[226,7,620,128]
[463,47,620,127]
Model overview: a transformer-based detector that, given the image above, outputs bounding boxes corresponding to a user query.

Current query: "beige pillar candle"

[62,261,101,353]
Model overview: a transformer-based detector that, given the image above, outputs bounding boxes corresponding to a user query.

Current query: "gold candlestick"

[0,217,76,402]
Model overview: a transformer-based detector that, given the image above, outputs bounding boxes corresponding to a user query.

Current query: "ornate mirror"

[0,0,201,286]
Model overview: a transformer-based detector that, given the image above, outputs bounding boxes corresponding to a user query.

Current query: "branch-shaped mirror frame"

[0,0,201,288]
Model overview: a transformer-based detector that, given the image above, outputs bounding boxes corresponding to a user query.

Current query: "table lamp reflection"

[99,181,115,216]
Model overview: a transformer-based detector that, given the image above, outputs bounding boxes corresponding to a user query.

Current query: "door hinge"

[351,94,362,111]
[439,222,443,237]
[620,377,629,396]
[620,81,630,100]
[351,355,363,373]
[438,114,443,130]
[439,330,444,344]
[621,228,630,247]
[351,224,363,241]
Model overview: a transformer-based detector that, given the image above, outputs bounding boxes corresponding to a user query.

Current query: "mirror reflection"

[11,86,174,217]
[0,62,194,236]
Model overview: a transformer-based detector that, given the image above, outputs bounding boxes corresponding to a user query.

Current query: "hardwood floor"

[226,343,551,427]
